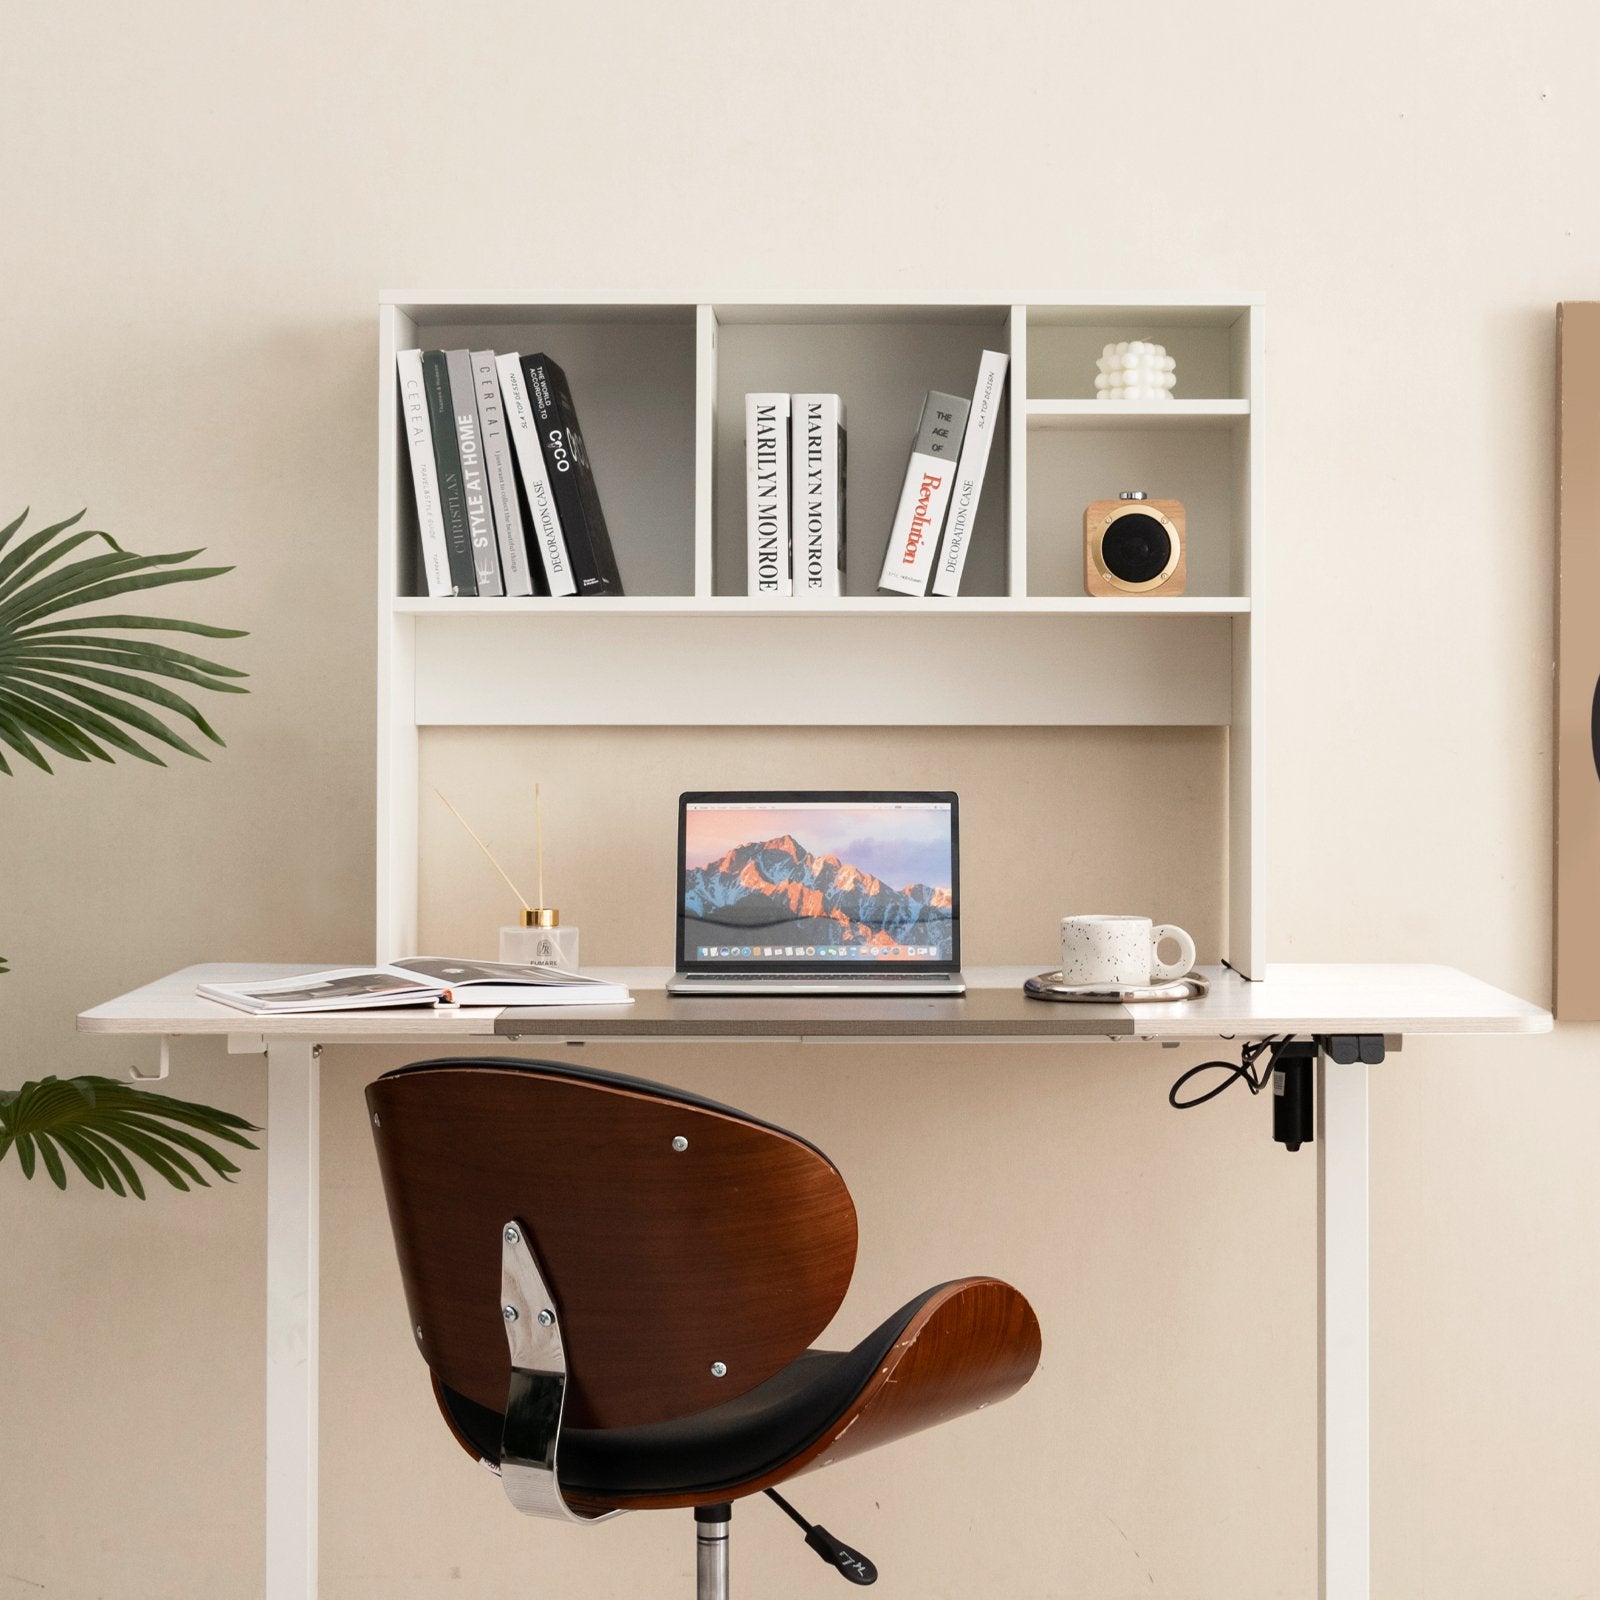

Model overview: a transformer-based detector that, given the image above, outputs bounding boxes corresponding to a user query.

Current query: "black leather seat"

[437,1285,948,1500]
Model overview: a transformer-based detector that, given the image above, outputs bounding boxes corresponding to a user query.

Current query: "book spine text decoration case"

[376,297,1264,975]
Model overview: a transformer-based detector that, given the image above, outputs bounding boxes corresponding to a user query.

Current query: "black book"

[521,354,624,596]
[421,350,479,595]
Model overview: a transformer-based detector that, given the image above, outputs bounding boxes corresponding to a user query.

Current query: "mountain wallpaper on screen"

[684,834,952,951]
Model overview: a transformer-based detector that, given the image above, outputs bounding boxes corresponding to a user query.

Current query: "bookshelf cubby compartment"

[1024,303,1254,401]
[1025,420,1248,597]
[377,295,1263,975]
[705,305,1016,599]
[381,301,699,600]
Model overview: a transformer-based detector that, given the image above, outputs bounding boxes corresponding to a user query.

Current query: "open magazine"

[196,958,633,1015]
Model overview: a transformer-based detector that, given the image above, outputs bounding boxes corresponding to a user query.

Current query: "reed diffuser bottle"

[435,783,580,970]
[498,784,579,969]
[501,904,579,970]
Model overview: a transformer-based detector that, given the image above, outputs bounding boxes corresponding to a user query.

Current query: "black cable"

[1168,1035,1291,1110]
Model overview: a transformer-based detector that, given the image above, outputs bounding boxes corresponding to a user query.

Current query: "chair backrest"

[366,1059,858,1431]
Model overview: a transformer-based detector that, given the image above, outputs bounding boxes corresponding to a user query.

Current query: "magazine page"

[390,957,633,1007]
[393,957,609,989]
[197,967,443,1013]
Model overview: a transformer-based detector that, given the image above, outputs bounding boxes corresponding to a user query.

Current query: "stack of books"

[745,393,848,598]
[878,350,1008,598]
[397,349,624,598]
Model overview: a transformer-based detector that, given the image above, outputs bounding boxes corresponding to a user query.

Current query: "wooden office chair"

[367,1058,1041,1596]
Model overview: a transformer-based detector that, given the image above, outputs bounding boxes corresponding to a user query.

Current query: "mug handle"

[1150,924,1196,981]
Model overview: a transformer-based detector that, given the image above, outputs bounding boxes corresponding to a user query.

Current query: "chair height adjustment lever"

[763,1487,878,1585]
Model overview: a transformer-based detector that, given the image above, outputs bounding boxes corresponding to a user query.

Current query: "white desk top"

[78,963,1551,1044]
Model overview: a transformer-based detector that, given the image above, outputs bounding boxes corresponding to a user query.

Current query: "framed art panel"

[1556,302,1600,1019]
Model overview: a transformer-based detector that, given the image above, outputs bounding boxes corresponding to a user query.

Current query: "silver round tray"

[1024,970,1210,1004]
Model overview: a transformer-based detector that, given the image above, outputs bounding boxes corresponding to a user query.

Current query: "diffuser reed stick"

[433,789,530,912]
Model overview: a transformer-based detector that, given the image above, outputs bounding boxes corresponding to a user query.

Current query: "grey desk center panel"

[493,986,1132,1041]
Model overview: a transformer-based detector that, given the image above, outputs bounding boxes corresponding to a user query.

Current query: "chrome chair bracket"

[497,1219,622,1523]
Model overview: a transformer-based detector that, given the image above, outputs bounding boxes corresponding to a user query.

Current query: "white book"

[497,352,577,597]
[878,390,970,597]
[930,350,1008,597]
[790,394,846,597]
[746,393,791,596]
[395,349,452,597]
[471,350,534,596]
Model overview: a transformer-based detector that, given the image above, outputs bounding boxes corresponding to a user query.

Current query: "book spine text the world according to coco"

[524,352,623,596]
[497,352,577,597]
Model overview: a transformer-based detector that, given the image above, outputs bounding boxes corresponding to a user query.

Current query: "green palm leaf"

[0,509,247,774]
[0,1076,260,1196]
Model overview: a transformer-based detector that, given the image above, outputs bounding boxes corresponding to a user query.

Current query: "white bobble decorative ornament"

[1096,340,1177,402]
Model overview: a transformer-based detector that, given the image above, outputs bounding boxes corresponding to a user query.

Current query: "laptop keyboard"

[687,970,949,982]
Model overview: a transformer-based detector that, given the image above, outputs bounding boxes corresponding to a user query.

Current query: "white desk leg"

[265,1041,320,1600]
[1318,1052,1370,1600]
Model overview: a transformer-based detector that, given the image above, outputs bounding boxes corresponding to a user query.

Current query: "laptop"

[666,791,965,996]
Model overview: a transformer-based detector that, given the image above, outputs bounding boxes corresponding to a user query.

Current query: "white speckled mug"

[1059,915,1195,987]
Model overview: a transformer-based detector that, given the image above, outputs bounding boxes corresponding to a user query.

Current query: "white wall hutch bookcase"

[376,295,1263,971]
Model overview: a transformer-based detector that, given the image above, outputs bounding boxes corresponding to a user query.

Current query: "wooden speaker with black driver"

[1084,491,1186,596]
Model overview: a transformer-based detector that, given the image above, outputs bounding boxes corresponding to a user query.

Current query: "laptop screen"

[677,791,960,970]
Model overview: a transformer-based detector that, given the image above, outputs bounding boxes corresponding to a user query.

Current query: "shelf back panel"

[415,721,1229,970]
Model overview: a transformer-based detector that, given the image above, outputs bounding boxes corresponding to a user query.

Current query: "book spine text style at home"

[497,353,577,597]
[524,353,624,596]
[930,350,1008,597]
[421,350,478,595]
[395,349,452,597]
[445,348,505,595]
[790,393,846,596]
[746,393,791,595]
[878,390,971,596]
[471,349,533,596]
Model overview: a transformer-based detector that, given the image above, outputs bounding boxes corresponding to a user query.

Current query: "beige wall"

[2,1,1597,1595]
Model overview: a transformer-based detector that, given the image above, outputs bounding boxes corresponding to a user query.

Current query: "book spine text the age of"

[878,390,970,596]
[496,353,577,597]
[471,349,533,596]
[746,393,791,596]
[445,348,505,596]
[790,393,846,597]
[930,350,1009,597]
[421,350,478,595]
[523,353,624,596]
[395,349,452,597]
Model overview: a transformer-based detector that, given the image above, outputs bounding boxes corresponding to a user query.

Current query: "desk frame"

[80,962,1551,1600]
